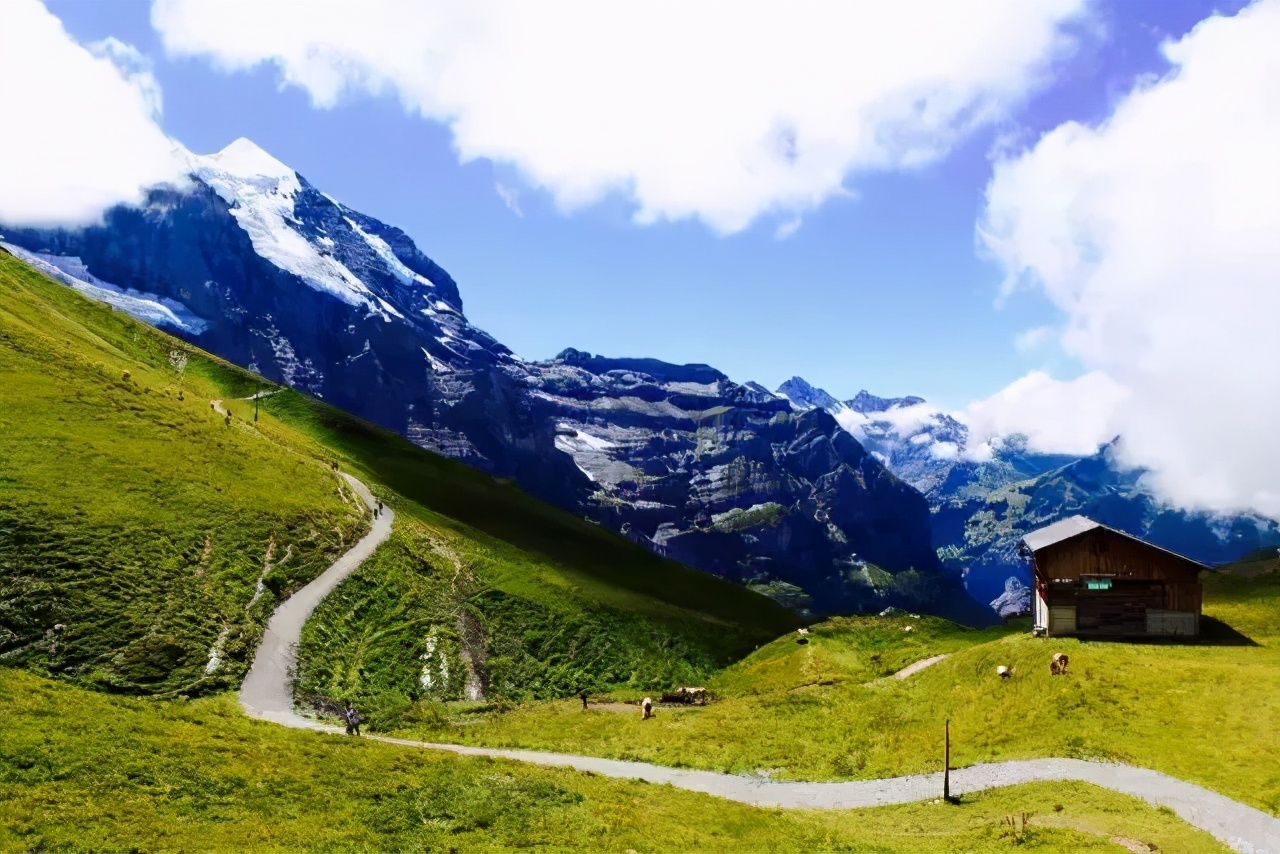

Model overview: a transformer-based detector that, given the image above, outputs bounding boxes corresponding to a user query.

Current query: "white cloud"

[151,0,1088,233]
[0,0,185,226]
[494,182,523,218]
[977,0,1280,517]
[774,218,802,241]
[961,370,1129,458]
[1013,325,1055,353]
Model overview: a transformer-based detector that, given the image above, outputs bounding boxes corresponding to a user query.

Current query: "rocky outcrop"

[989,577,1031,618]
[530,352,943,613]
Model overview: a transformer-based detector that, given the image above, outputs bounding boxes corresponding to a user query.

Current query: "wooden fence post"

[944,718,951,802]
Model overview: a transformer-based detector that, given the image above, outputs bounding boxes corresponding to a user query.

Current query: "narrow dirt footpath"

[239,473,392,728]
[239,483,1280,853]
[892,653,950,680]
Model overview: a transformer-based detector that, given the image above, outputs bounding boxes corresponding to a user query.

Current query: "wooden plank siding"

[1030,527,1203,638]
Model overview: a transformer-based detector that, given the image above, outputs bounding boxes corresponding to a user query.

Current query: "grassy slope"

[262,387,802,712]
[397,570,1280,817]
[0,247,795,709]
[0,251,366,695]
[0,667,1226,853]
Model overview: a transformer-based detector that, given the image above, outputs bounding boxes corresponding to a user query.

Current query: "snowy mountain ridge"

[0,138,969,619]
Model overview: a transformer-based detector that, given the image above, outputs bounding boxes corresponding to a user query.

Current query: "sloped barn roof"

[1022,515,1101,551]
[1021,515,1207,569]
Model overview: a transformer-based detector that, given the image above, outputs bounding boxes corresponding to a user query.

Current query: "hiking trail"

[240,477,1280,853]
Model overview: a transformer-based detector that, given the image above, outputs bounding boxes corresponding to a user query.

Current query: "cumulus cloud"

[151,0,1088,233]
[976,0,1280,516]
[961,371,1129,459]
[0,0,185,226]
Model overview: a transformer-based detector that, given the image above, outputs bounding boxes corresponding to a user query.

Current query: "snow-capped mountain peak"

[203,137,297,182]
[177,138,466,322]
[775,376,847,413]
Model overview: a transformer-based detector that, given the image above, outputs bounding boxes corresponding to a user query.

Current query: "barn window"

[1086,579,1113,591]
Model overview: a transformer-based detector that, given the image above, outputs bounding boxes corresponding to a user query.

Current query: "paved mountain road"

[240,477,1280,853]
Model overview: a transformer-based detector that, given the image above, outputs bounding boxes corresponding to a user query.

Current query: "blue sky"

[4,0,1276,513]
[39,0,1243,409]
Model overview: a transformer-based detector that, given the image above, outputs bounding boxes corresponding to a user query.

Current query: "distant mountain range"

[773,376,1280,607]
[1,139,978,620]
[7,138,1271,620]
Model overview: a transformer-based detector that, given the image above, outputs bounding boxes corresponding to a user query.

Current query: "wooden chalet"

[1022,516,1206,638]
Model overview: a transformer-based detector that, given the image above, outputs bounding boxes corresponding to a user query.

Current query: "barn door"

[1049,605,1077,635]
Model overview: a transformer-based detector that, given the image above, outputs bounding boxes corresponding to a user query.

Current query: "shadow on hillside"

[1196,616,1259,647]
[1086,616,1257,648]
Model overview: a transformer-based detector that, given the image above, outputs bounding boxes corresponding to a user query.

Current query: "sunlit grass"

[0,667,1226,852]
[394,571,1280,816]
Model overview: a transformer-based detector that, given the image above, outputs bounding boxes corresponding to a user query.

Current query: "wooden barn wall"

[1032,528,1202,615]
[1035,529,1196,582]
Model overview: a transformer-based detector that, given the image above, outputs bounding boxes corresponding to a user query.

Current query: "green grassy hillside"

[0,252,367,695]
[0,248,794,707]
[0,667,1227,852]
[259,386,802,715]
[397,569,1280,817]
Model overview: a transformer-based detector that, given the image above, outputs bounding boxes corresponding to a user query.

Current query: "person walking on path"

[344,706,362,736]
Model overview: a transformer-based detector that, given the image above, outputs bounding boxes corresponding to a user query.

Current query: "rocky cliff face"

[0,139,952,617]
[531,352,943,613]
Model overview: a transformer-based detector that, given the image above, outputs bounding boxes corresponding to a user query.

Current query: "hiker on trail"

[344,706,362,736]
[579,691,589,710]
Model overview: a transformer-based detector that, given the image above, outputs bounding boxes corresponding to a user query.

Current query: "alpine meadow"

[3,0,1280,851]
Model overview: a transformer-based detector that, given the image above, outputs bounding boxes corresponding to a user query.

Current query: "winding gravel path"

[239,473,393,728]
[240,478,1280,853]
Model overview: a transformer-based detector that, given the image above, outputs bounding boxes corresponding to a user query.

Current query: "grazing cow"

[661,687,708,705]
[996,665,1011,679]
[642,697,653,719]
[1050,652,1070,676]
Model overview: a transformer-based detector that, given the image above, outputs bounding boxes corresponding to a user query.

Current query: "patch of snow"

[2,242,209,334]
[186,140,394,318]
[556,423,616,450]
[555,436,598,481]
[422,346,453,373]
[345,216,436,290]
